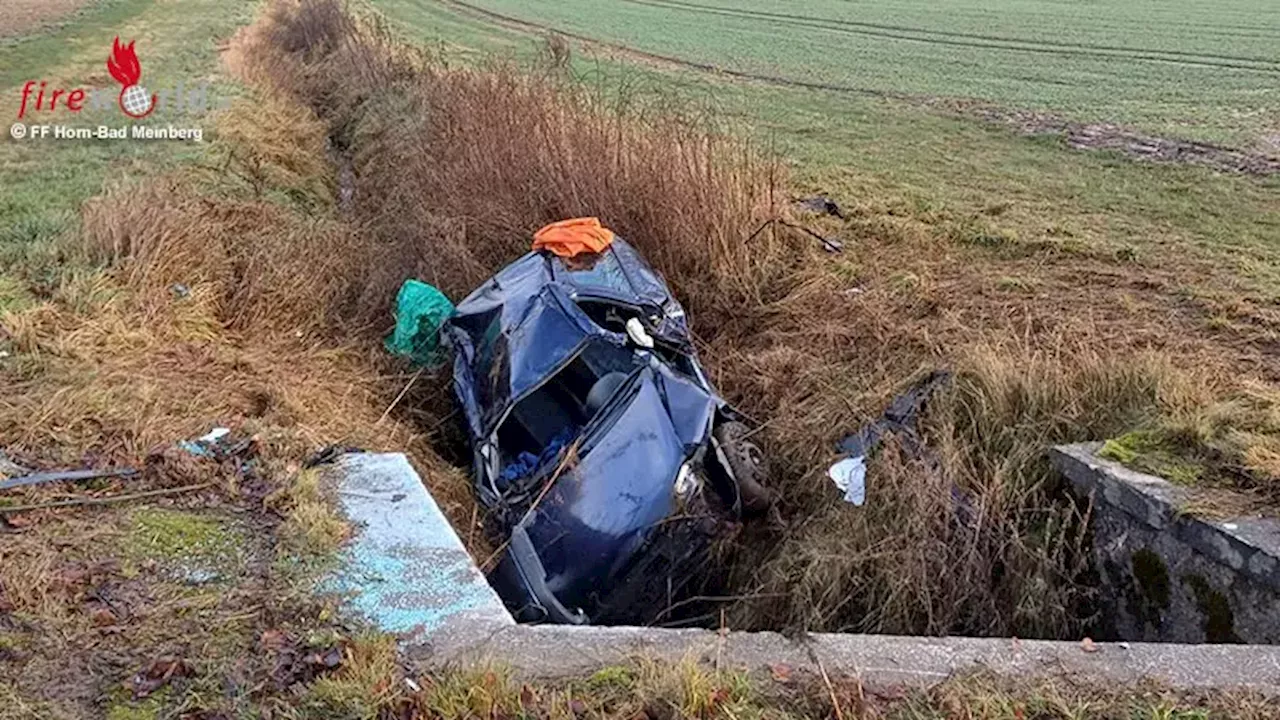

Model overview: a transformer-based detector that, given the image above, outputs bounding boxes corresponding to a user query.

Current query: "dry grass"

[220,0,1280,641]
[265,653,1280,720]
[7,1,1280,685]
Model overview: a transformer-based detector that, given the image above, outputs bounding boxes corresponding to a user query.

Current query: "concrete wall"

[326,452,1280,694]
[1052,444,1280,645]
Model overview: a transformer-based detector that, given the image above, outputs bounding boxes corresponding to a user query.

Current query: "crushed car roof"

[445,238,694,439]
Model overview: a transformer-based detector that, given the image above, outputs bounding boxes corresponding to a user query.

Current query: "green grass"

[0,0,255,311]
[435,0,1280,148]
[370,0,1280,302]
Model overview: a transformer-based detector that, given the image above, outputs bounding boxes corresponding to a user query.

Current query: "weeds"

[228,0,1280,640]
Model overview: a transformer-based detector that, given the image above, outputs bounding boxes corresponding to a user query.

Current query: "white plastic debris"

[198,428,231,444]
[625,317,655,349]
[827,456,867,506]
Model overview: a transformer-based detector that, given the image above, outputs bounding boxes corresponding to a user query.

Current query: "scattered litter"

[0,467,137,492]
[128,656,194,699]
[404,677,422,693]
[1080,637,1100,653]
[260,629,290,651]
[386,279,455,366]
[746,217,843,253]
[1223,522,1239,530]
[304,646,343,670]
[1119,641,1131,650]
[0,350,9,359]
[795,194,845,219]
[827,456,867,506]
[177,427,232,458]
[838,370,952,460]
[532,217,615,257]
[303,444,363,469]
[828,371,954,508]
[0,482,213,514]
[0,450,30,479]
[181,567,222,586]
[169,283,191,299]
[780,219,843,253]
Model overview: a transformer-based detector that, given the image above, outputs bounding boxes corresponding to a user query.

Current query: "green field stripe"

[623,0,1280,73]
[0,0,158,90]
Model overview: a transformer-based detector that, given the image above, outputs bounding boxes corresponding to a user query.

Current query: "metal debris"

[0,467,137,492]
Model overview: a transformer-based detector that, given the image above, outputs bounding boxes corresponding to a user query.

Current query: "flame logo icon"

[107,37,156,119]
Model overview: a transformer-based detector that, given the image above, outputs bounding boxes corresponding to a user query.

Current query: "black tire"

[712,421,772,517]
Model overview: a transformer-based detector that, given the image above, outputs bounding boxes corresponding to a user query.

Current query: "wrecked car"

[443,223,770,625]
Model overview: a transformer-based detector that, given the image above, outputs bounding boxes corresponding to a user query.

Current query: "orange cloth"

[532,217,615,258]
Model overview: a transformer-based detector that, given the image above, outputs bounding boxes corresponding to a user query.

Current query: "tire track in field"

[624,0,1280,74]
[441,0,899,97]
[439,0,1280,176]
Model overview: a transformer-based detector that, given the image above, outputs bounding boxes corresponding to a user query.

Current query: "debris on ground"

[0,450,30,479]
[128,656,194,699]
[837,371,952,461]
[828,371,952,506]
[795,194,845,219]
[826,456,867,506]
[302,444,364,469]
[177,427,232,458]
[0,467,138,492]
[386,279,455,366]
[531,216,616,257]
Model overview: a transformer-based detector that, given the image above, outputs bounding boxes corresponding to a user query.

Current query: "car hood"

[513,364,717,611]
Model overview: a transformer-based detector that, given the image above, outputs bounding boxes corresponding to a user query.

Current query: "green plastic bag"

[385,280,454,366]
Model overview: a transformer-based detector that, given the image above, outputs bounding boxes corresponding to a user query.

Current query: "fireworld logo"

[17,36,171,120]
[107,37,157,118]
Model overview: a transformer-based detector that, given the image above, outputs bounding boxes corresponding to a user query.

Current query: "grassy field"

[371,1,1280,339]
[3,0,1280,714]
[432,0,1280,149]
[0,0,252,315]
[364,0,1280,636]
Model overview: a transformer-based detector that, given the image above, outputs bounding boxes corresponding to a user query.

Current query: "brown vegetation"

[222,0,1280,640]
[6,3,1280,687]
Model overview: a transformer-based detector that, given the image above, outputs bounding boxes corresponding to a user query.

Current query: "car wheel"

[713,421,772,517]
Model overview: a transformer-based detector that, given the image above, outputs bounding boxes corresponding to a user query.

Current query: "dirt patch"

[0,0,97,39]
[924,98,1280,175]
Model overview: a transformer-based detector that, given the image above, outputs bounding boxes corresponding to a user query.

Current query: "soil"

[923,98,1280,176]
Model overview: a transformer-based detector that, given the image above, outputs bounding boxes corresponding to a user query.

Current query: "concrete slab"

[327,453,513,653]
[443,625,1280,693]
[325,453,1280,695]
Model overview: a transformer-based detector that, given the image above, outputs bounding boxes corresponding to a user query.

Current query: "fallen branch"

[0,483,214,514]
[478,437,582,572]
[377,367,425,425]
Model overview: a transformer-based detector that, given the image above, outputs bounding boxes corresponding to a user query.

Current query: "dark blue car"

[443,237,770,625]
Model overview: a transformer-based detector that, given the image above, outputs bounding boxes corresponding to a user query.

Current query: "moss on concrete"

[1099,430,1207,487]
[1181,574,1241,644]
[1129,548,1172,628]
